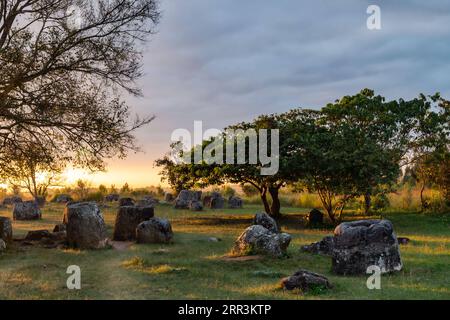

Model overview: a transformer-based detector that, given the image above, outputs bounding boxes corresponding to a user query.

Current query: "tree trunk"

[327,208,336,223]
[317,190,336,223]
[420,183,426,211]
[364,192,371,215]
[268,186,281,218]
[260,187,271,215]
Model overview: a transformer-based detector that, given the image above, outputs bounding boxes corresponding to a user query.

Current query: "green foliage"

[416,152,450,202]
[424,194,449,213]
[155,154,198,194]
[157,109,321,217]
[157,89,449,222]
[241,184,259,197]
[298,89,449,222]
[85,191,104,202]
[402,186,415,210]
[371,193,390,212]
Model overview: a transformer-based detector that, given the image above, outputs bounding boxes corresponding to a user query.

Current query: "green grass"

[0,203,449,300]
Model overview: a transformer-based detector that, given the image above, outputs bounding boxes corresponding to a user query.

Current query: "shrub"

[50,190,74,202]
[372,194,390,212]
[425,191,450,213]
[294,193,322,209]
[345,197,360,210]
[74,179,91,200]
[222,186,236,198]
[98,184,108,195]
[84,191,104,202]
[243,194,263,205]
[120,183,131,194]
[110,184,118,194]
[402,187,414,210]
[156,186,165,197]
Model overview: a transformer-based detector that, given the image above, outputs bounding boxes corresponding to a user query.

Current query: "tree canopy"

[157,89,450,221]
[0,0,159,174]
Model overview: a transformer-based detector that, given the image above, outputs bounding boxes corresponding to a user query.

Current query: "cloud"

[100,0,450,186]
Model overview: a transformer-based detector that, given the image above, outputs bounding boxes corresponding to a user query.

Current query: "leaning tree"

[0,0,159,174]
[156,110,320,218]
[155,142,201,194]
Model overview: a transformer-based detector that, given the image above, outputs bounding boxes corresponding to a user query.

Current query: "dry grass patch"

[121,256,187,274]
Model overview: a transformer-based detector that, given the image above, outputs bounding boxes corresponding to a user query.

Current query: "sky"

[78,0,450,188]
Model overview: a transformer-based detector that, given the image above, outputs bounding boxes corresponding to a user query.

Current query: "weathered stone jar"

[63,202,108,249]
[332,219,402,275]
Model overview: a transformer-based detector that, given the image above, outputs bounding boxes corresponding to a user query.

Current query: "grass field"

[0,203,449,300]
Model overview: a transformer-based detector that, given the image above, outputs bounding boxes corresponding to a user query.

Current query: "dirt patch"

[110,240,134,251]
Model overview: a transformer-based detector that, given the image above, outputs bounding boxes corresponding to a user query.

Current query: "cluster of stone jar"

[0,195,405,294]
[62,199,173,249]
[172,190,243,211]
[0,189,244,250]
[232,212,404,293]
[1,199,44,252]
[0,196,173,251]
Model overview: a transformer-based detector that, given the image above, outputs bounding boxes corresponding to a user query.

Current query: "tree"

[155,153,199,194]
[301,89,449,221]
[121,182,131,194]
[110,184,118,194]
[299,89,432,221]
[75,179,91,200]
[314,89,406,218]
[413,155,435,210]
[405,93,450,165]
[10,184,20,196]
[156,110,319,218]
[414,150,450,209]
[296,120,362,222]
[432,154,450,204]
[157,89,449,220]
[98,184,108,195]
[0,140,65,200]
[0,0,159,172]
[405,93,450,210]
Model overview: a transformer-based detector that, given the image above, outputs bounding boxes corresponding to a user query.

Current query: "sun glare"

[64,168,91,185]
